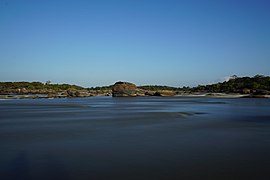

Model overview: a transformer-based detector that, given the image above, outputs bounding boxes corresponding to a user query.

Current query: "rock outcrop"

[154,90,176,97]
[112,82,138,97]
[112,82,177,97]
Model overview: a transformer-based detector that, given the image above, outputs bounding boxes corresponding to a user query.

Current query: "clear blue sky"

[1,0,270,87]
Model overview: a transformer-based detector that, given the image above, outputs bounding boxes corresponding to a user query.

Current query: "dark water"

[0,97,270,180]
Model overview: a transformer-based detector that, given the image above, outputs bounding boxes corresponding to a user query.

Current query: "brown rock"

[154,90,176,97]
[112,82,137,97]
[242,88,251,94]
[145,91,156,96]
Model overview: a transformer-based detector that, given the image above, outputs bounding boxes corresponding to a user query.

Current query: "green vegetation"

[87,85,113,91]
[139,85,179,91]
[191,75,270,94]
[0,75,269,95]
[0,81,84,91]
[135,75,270,94]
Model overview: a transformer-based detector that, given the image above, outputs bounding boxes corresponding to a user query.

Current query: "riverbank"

[1,92,269,99]
[1,77,270,99]
[176,93,270,98]
[0,90,112,99]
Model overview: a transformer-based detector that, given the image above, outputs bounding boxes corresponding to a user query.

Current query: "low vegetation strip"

[0,75,269,99]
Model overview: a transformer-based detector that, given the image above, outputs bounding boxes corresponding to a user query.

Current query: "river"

[0,97,270,180]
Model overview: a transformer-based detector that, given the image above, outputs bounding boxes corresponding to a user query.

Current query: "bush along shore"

[0,75,270,99]
[0,82,112,99]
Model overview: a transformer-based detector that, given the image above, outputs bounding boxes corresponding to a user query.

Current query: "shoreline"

[0,93,269,100]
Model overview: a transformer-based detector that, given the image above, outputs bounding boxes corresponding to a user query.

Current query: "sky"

[1,0,270,87]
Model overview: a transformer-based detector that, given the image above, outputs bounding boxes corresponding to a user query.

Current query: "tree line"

[0,81,84,91]
[191,75,270,94]
[1,75,269,94]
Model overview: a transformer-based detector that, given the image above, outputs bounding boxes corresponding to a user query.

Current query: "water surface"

[1,97,270,180]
